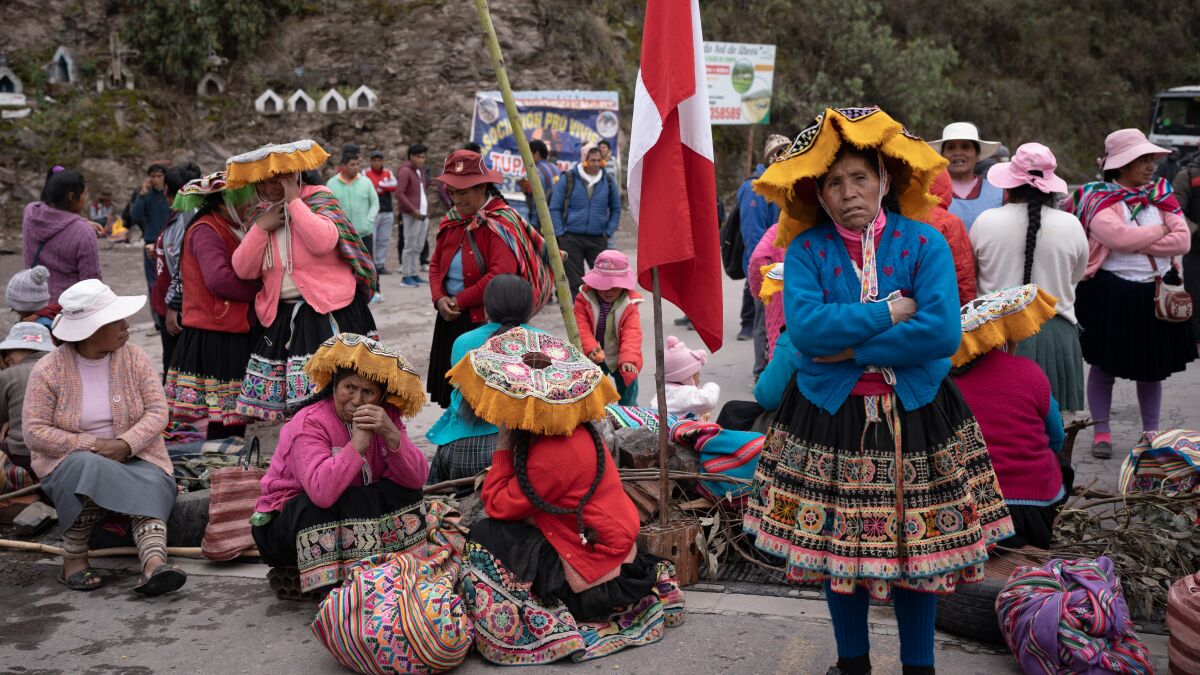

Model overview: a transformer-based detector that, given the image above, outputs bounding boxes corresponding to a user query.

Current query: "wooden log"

[637,517,703,587]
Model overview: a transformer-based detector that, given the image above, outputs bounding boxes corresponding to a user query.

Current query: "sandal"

[134,563,187,596]
[58,567,104,591]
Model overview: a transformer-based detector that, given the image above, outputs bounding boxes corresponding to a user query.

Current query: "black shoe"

[673,316,692,326]
[1091,441,1112,459]
[377,267,391,275]
[737,327,753,341]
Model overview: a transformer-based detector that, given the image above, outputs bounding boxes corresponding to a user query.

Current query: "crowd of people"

[1,101,1196,672]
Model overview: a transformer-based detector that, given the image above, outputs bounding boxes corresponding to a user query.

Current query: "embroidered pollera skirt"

[743,380,1014,601]
[165,325,259,425]
[235,290,377,423]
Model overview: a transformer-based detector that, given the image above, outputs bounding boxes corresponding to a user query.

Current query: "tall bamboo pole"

[474,0,581,347]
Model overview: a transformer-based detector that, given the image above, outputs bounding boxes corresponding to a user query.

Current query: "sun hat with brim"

[305,333,426,417]
[172,171,256,212]
[951,284,1058,368]
[759,262,785,304]
[225,139,331,189]
[928,122,1002,161]
[51,279,145,342]
[0,322,55,353]
[435,149,503,190]
[581,250,636,291]
[1099,128,1170,172]
[754,106,948,249]
[447,327,618,436]
[987,143,1069,195]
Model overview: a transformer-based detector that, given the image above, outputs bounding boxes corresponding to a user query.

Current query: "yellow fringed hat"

[306,333,426,417]
[753,107,948,250]
[447,327,619,436]
[225,139,330,189]
[759,262,784,305]
[951,285,1059,368]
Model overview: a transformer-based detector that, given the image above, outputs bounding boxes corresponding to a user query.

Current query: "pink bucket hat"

[1100,129,1169,171]
[582,250,636,291]
[663,335,707,384]
[987,143,1068,195]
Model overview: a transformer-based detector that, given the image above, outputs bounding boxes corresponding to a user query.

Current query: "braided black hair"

[511,422,606,546]
[1007,182,1056,285]
[484,183,509,205]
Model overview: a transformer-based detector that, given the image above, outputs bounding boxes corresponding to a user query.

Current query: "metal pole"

[652,267,670,527]
[474,0,581,347]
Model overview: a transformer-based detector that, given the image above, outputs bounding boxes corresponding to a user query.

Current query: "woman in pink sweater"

[24,280,185,595]
[250,333,428,597]
[1065,129,1197,459]
[229,145,378,423]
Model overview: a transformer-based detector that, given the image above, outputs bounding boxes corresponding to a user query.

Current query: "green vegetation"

[122,0,308,86]
[0,89,154,167]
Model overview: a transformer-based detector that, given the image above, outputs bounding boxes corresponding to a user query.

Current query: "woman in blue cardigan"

[744,108,1014,675]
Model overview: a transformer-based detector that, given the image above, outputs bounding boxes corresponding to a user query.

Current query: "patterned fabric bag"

[672,420,763,503]
[1118,429,1200,496]
[201,437,265,561]
[311,501,473,675]
[996,556,1154,674]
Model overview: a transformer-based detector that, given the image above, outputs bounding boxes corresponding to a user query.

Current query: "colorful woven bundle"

[604,404,678,435]
[672,420,763,502]
[995,556,1154,674]
[445,199,555,315]
[311,502,473,675]
[1118,428,1200,496]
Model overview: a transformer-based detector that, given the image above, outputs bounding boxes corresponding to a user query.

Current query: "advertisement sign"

[703,41,776,125]
[471,90,620,199]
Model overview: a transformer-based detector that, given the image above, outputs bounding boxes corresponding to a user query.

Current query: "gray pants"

[752,298,767,376]
[373,212,394,270]
[401,213,430,277]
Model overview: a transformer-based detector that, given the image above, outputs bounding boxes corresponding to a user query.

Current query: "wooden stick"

[0,538,260,559]
[423,476,480,494]
[474,0,581,348]
[651,268,670,527]
[0,483,42,503]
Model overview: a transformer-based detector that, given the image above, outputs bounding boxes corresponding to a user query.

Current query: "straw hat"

[447,327,618,436]
[305,333,426,417]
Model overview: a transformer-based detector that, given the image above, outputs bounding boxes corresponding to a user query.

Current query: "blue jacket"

[784,212,962,414]
[754,331,801,412]
[549,167,621,238]
[737,165,780,273]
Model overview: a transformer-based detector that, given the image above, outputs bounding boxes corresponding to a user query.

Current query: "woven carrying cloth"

[306,333,425,417]
[1118,428,1200,496]
[311,501,473,674]
[443,197,555,314]
[225,139,330,189]
[753,106,947,250]
[996,556,1154,674]
[447,327,618,436]
[952,284,1059,367]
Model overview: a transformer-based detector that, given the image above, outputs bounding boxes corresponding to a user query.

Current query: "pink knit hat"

[582,250,637,291]
[987,143,1068,195]
[1099,129,1169,171]
[663,335,707,384]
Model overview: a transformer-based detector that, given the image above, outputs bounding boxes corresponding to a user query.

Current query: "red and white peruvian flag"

[628,0,723,352]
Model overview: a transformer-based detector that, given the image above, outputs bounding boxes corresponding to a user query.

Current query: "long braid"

[512,423,607,546]
[1022,200,1042,285]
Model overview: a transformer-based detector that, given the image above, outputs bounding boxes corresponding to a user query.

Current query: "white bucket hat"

[51,279,145,342]
[0,322,55,353]
[929,122,1002,161]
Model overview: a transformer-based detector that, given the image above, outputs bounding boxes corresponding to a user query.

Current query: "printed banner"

[471,90,620,199]
[703,41,776,125]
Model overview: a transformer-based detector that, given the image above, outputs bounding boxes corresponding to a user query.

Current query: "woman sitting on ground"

[950,285,1069,551]
[426,274,538,490]
[449,327,684,664]
[24,280,185,595]
[251,333,429,597]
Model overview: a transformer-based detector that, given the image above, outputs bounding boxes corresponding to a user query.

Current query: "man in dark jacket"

[549,146,621,297]
[521,140,560,228]
[131,163,170,323]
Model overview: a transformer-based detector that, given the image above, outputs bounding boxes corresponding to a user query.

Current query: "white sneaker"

[370,292,384,304]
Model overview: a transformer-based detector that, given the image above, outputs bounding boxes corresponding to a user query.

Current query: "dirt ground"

[1,221,1196,490]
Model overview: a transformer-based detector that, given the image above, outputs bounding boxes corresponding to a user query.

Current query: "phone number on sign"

[711,106,744,121]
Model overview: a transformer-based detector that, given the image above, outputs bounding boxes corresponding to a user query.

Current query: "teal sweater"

[784,212,962,414]
[325,173,379,237]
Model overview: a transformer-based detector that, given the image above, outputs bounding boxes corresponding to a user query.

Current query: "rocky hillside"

[2,0,1198,234]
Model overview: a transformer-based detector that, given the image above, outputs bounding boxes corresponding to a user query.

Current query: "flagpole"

[474,0,581,348]
[651,267,670,527]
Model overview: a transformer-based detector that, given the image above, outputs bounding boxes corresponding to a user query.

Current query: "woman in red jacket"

[426,150,519,408]
[164,172,261,439]
[449,327,685,665]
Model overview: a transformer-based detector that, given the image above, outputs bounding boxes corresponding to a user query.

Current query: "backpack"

[720,201,745,280]
[465,202,555,315]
